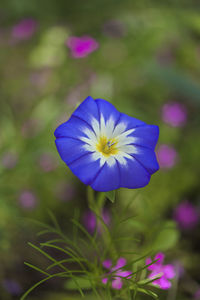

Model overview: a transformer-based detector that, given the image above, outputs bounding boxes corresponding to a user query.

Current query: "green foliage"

[105,190,116,203]
[21,212,160,300]
[153,221,180,251]
[65,276,95,291]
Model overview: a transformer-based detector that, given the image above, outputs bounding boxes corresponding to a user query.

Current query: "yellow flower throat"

[96,136,118,157]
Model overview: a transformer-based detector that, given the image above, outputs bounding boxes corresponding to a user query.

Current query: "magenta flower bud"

[174,201,199,230]
[12,18,38,40]
[161,102,187,127]
[83,209,110,234]
[66,36,99,58]
[157,144,177,169]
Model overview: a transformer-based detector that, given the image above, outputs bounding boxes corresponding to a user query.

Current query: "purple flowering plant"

[12,18,38,41]
[21,96,177,300]
[102,257,132,289]
[146,253,175,289]
[66,36,99,58]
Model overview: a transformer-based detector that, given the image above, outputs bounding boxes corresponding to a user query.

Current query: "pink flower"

[146,253,175,289]
[102,257,132,289]
[2,152,18,169]
[83,209,110,234]
[38,153,58,172]
[12,18,38,40]
[161,102,187,127]
[174,201,199,230]
[66,36,98,58]
[194,289,200,299]
[18,190,37,210]
[157,144,177,169]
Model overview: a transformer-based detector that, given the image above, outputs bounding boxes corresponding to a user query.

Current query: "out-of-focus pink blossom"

[12,18,38,40]
[38,153,58,172]
[161,102,187,127]
[146,252,175,290]
[194,289,200,299]
[18,190,37,210]
[157,144,177,169]
[3,279,22,295]
[66,36,98,58]
[174,201,199,230]
[102,257,132,289]
[2,152,18,169]
[83,209,110,234]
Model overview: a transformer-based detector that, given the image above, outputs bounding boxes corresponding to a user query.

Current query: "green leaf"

[105,190,116,203]
[137,287,158,299]
[64,276,93,290]
[153,221,179,251]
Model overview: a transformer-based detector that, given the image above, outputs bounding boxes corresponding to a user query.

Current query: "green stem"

[87,187,117,259]
[87,186,95,210]
[87,186,106,219]
[97,191,106,212]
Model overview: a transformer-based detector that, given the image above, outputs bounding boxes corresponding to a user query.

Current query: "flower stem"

[87,186,95,211]
[87,187,117,259]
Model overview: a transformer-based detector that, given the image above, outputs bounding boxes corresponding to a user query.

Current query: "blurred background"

[0,1,200,299]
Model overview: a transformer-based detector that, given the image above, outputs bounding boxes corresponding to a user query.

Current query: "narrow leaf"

[105,190,116,203]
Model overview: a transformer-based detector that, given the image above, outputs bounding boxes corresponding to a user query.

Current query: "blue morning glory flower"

[54,96,159,192]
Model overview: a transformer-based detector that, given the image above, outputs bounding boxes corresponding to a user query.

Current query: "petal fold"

[117,112,146,131]
[72,96,99,128]
[55,138,89,165]
[54,115,92,139]
[91,161,120,192]
[129,146,159,175]
[69,153,101,185]
[118,157,150,189]
[128,125,159,150]
[95,99,120,125]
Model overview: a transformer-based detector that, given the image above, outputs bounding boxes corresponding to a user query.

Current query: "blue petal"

[128,125,159,150]
[118,112,146,131]
[91,161,120,192]
[118,157,151,189]
[129,147,159,175]
[69,154,101,185]
[54,115,91,139]
[72,96,99,128]
[95,99,120,124]
[55,138,90,165]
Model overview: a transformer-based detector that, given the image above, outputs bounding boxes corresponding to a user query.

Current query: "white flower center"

[79,116,139,167]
